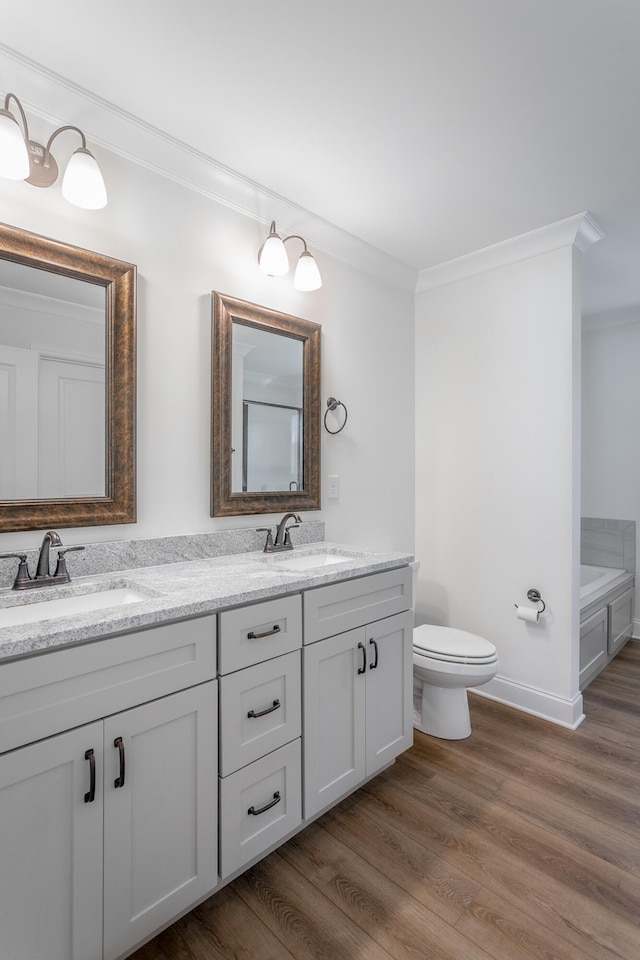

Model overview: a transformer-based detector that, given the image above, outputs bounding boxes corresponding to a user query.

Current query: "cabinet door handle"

[84,749,96,803]
[248,790,281,816]
[357,641,367,675]
[114,737,126,789]
[369,637,379,670]
[248,698,281,719]
[247,624,281,640]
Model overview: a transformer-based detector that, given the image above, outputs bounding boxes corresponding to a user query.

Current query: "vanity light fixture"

[258,221,322,291]
[0,91,107,209]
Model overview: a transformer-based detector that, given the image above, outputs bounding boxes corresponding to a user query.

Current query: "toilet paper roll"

[516,604,540,623]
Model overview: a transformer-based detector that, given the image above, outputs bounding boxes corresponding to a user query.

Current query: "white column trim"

[417,212,605,293]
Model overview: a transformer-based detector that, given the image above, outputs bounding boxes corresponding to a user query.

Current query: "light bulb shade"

[61,147,107,209]
[258,231,289,276]
[294,251,322,291]
[0,109,30,180]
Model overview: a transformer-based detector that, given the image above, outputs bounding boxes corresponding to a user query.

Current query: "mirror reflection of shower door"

[243,401,302,492]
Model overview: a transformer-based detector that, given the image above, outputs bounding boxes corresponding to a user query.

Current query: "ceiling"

[2,0,640,315]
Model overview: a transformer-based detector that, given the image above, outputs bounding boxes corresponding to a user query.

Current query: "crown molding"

[416,212,605,294]
[0,44,417,293]
[583,304,640,332]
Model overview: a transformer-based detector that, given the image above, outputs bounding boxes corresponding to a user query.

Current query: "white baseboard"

[470,675,585,729]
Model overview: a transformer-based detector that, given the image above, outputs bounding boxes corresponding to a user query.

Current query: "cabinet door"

[103,681,218,960]
[608,587,634,656]
[0,722,103,960]
[365,611,413,776]
[303,627,366,819]
[580,607,608,688]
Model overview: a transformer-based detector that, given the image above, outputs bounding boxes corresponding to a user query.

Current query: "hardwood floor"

[131,641,640,960]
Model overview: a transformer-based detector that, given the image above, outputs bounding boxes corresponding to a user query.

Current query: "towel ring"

[324,397,348,434]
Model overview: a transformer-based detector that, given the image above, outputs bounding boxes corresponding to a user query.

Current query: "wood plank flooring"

[131,641,640,960]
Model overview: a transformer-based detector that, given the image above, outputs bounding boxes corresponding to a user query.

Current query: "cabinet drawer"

[303,567,412,644]
[0,615,216,754]
[608,587,634,656]
[219,739,301,879]
[218,595,301,674]
[219,650,301,776]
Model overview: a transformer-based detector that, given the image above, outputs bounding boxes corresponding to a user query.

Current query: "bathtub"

[580,564,628,603]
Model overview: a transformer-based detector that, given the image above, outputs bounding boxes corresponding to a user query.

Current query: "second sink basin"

[260,547,367,572]
[0,585,150,630]
[273,553,348,571]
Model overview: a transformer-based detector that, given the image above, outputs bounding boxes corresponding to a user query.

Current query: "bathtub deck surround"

[579,518,636,688]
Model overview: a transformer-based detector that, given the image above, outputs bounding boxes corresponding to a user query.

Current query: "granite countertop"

[0,542,414,662]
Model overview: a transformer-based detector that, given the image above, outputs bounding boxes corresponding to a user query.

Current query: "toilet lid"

[413,624,497,663]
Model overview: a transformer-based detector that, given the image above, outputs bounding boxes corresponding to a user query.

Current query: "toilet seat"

[413,625,497,665]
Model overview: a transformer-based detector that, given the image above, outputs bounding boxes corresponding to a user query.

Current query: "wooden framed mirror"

[211,293,320,517]
[0,222,136,532]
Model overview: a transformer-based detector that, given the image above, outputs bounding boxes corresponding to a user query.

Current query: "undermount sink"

[0,586,150,629]
[262,548,367,572]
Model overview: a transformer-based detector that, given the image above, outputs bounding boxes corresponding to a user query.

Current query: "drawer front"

[608,587,634,656]
[303,566,412,644]
[218,595,302,674]
[219,650,301,776]
[219,739,301,879]
[0,615,216,754]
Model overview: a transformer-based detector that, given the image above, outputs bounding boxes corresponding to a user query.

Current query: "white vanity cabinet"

[0,616,218,960]
[217,594,302,879]
[302,568,413,819]
[0,557,415,960]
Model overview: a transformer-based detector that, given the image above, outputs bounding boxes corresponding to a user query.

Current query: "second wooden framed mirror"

[211,293,320,517]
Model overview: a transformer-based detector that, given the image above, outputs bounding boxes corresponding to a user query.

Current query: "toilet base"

[413,682,472,740]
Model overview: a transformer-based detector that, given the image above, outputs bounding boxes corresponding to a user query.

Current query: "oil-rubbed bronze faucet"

[34,530,63,578]
[257,513,302,553]
[0,530,85,590]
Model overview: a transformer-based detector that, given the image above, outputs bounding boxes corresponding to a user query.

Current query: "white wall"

[415,242,584,727]
[582,311,640,629]
[0,146,415,555]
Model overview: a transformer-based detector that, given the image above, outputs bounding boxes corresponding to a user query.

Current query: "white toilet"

[413,624,499,740]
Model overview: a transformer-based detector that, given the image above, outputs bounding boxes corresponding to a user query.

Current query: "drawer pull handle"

[247,624,281,640]
[114,737,126,789]
[84,749,96,803]
[248,698,281,719]
[357,641,367,675]
[369,637,379,670]
[248,790,281,816]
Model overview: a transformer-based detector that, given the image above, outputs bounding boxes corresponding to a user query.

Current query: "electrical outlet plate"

[327,475,339,499]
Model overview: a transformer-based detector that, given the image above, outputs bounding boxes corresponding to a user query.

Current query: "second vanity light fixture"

[0,91,107,210]
[258,220,322,291]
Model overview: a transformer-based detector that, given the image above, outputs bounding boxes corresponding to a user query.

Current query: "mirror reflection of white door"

[0,345,38,498]
[38,356,105,498]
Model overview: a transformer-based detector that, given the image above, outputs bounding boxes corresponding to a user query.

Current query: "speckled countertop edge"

[0,542,414,662]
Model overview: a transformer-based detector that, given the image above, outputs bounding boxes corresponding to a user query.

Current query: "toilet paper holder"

[514,588,546,614]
